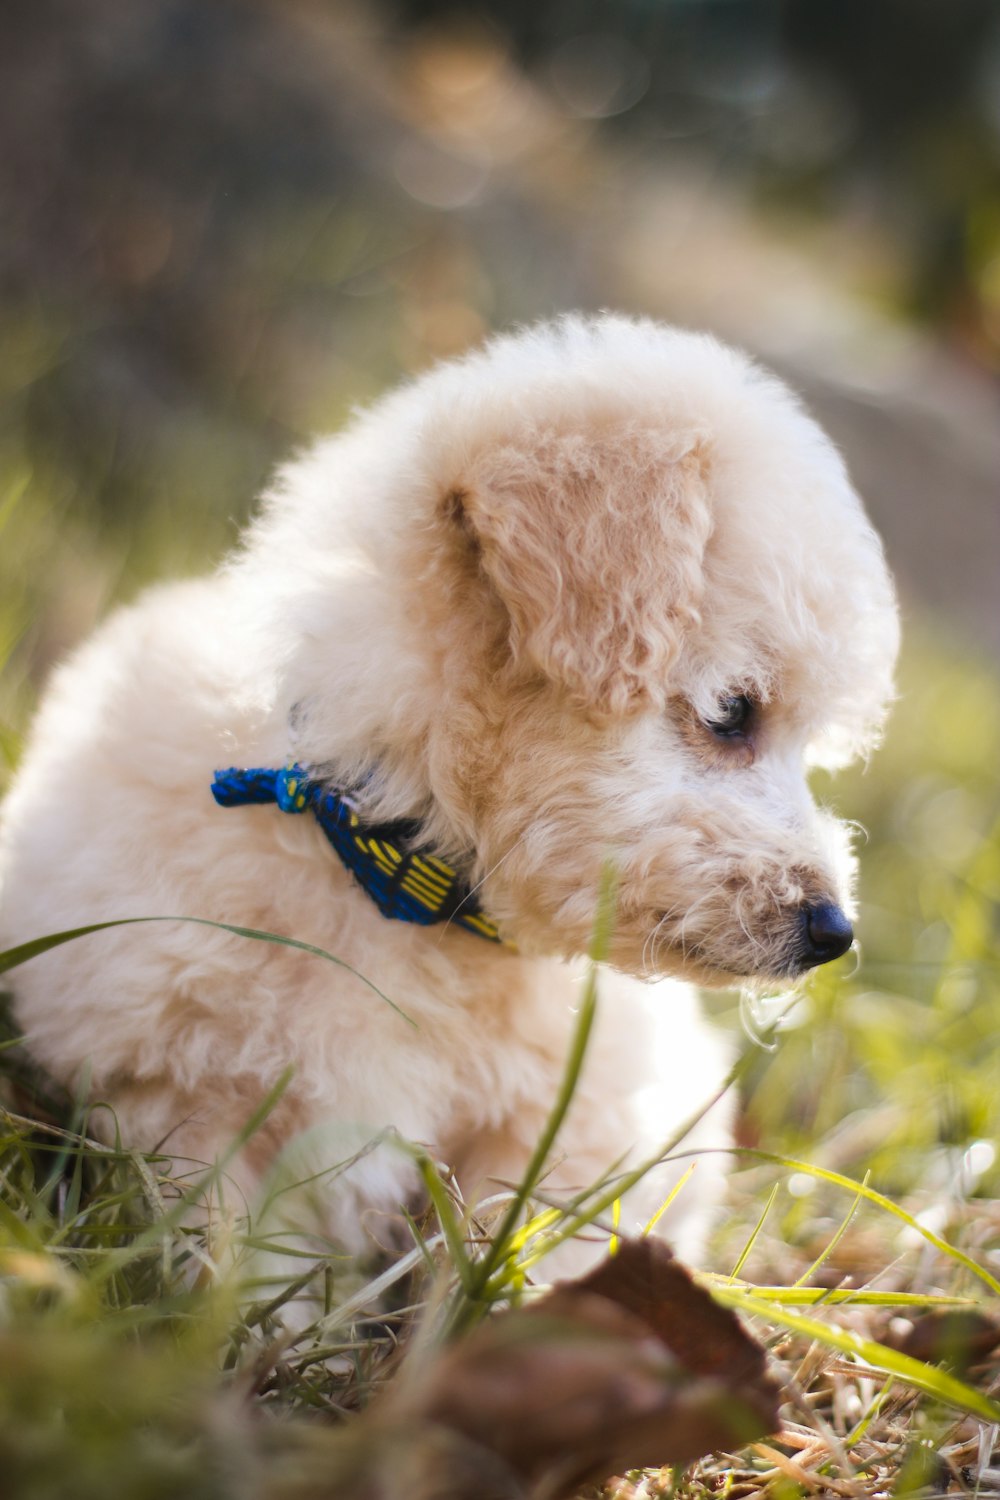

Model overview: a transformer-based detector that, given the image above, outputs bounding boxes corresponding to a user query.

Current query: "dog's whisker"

[435,834,527,943]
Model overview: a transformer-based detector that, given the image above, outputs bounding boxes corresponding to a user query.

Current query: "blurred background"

[1,0,998,1204]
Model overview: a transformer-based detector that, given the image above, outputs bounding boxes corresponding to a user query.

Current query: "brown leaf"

[393,1238,781,1499]
[263,1420,525,1500]
[887,1310,1000,1371]
[577,1237,774,1389]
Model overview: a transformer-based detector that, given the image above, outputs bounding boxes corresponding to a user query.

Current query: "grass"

[0,631,999,1497]
[2,419,1000,1494]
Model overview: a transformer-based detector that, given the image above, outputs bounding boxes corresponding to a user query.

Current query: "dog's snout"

[800,902,854,967]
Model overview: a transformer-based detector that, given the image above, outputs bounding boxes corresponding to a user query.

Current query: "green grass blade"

[87,1067,297,1287]
[845,1379,896,1448]
[732,1150,1000,1298]
[698,1277,979,1308]
[792,1171,868,1288]
[462,863,617,1306]
[0,916,416,1026]
[642,1162,698,1237]
[0,468,29,536]
[708,1284,1000,1422]
[729,1181,780,1280]
[516,1053,745,1273]
[400,1204,438,1278]
[413,1151,475,1294]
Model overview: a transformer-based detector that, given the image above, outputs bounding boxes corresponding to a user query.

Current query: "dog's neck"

[211,764,502,943]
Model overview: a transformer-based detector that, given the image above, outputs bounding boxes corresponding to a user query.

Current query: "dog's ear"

[451,426,713,718]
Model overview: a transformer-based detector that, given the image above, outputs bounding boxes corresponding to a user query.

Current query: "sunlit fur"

[0,316,898,1273]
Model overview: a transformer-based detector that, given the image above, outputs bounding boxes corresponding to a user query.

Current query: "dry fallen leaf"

[390,1237,782,1498]
[887,1309,1000,1372]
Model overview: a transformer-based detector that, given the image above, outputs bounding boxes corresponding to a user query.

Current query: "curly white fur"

[0,315,898,1274]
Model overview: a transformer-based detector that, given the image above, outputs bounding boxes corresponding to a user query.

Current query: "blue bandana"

[211,764,502,943]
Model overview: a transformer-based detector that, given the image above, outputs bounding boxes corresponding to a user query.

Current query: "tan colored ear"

[458,424,713,717]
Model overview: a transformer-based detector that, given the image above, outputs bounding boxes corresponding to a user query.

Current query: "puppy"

[0,316,898,1274]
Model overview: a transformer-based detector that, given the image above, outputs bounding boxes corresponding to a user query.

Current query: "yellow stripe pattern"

[345,817,501,940]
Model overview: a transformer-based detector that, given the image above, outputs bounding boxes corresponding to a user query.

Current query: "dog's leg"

[449,970,733,1280]
[89,1078,422,1302]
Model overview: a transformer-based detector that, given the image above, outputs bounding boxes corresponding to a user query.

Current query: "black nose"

[801,902,854,967]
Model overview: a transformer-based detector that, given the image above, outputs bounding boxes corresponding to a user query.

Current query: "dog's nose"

[800,902,854,967]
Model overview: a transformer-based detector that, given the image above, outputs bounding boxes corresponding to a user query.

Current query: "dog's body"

[0,316,897,1270]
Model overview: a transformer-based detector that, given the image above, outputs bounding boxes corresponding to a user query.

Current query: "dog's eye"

[704,694,753,739]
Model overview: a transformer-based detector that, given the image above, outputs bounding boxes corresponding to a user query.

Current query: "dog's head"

[266,316,899,988]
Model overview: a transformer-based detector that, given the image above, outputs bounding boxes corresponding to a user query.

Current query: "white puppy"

[0,316,898,1272]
